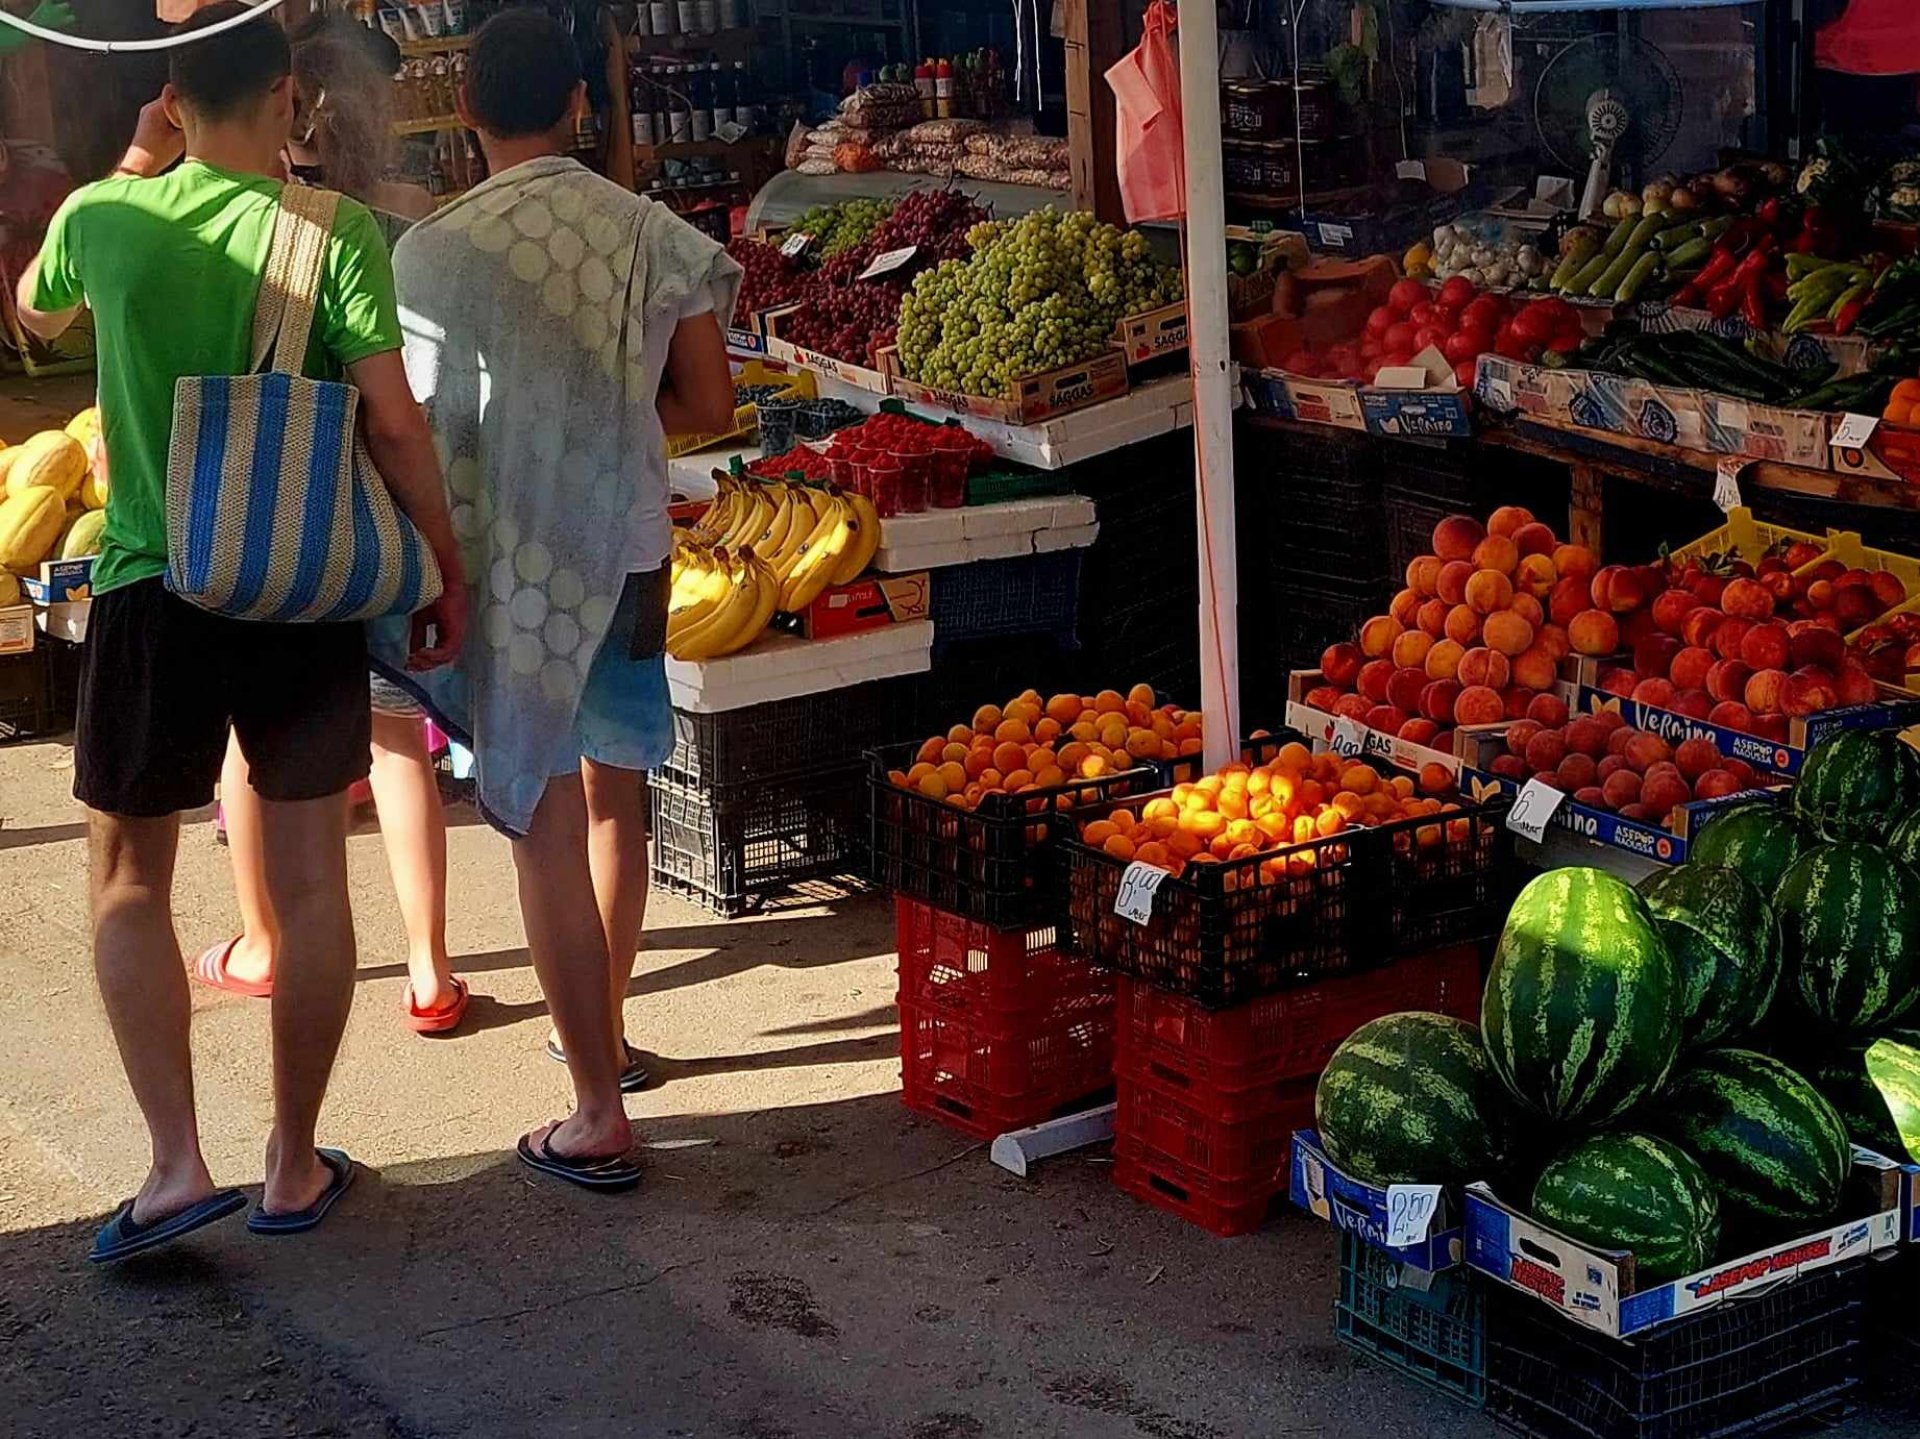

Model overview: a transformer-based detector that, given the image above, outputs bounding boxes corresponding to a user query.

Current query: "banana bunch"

[666,542,779,661]
[689,476,882,619]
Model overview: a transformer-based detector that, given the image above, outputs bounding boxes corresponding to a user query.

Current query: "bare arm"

[14,257,78,341]
[655,310,735,436]
[349,348,468,667]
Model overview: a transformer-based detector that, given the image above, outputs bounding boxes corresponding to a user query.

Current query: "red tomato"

[1509,304,1557,346]
[1453,359,1478,389]
[1383,321,1417,352]
[1366,305,1396,338]
[1462,295,1507,333]
[1389,279,1429,314]
[1382,350,1416,370]
[1412,325,1449,352]
[1493,321,1526,360]
[1360,335,1384,360]
[1438,276,1478,311]
[1408,301,1439,327]
[1442,330,1483,365]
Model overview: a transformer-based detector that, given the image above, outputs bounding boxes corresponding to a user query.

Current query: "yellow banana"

[773,491,839,589]
[781,494,853,613]
[714,547,779,656]
[690,477,738,546]
[757,484,799,554]
[671,550,761,661]
[828,491,882,586]
[765,488,819,580]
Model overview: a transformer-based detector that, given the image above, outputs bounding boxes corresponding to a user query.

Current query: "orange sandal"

[191,937,273,998]
[403,976,469,1035]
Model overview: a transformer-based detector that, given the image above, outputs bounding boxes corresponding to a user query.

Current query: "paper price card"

[857,245,918,280]
[1112,861,1170,926]
[1329,715,1367,759]
[780,232,812,258]
[1712,458,1745,514]
[1504,776,1565,843]
[1385,1184,1443,1248]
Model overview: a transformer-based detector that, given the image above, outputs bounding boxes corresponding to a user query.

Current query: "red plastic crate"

[1113,1066,1314,1200]
[894,896,1109,1021]
[1111,1151,1282,1238]
[1114,944,1483,1100]
[898,992,1115,1141]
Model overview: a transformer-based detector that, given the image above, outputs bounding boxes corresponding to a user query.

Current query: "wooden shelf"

[392,115,464,137]
[642,135,771,159]
[627,27,757,56]
[400,34,471,55]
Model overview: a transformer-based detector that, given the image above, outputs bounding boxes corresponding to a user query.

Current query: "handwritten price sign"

[1112,860,1170,926]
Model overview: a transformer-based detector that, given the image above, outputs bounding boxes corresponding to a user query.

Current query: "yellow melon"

[5,431,88,503]
[0,485,66,570]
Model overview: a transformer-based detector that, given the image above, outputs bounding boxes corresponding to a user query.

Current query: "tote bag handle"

[248,183,340,377]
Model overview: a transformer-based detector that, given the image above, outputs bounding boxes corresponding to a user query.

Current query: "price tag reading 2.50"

[1504,776,1565,844]
[1112,860,1170,926]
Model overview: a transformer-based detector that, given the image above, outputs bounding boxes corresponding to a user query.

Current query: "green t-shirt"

[30,160,402,595]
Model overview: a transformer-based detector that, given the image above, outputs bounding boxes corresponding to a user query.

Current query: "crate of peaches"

[1060,734,1513,1008]
[1295,505,1622,759]
[869,686,1205,928]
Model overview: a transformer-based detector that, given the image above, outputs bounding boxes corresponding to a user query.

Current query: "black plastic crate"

[928,550,1083,655]
[650,765,870,917]
[1272,576,1391,697]
[0,636,81,744]
[1337,1232,1486,1409]
[1060,735,1512,1008]
[662,675,925,791]
[868,744,1201,928]
[1384,483,1462,588]
[1486,1264,1866,1439]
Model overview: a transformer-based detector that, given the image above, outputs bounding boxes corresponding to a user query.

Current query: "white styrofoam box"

[34,600,89,644]
[1032,522,1101,554]
[665,618,932,714]
[871,497,1101,573]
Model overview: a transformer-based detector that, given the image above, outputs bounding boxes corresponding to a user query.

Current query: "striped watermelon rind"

[1649,1048,1851,1223]
[1886,808,1920,872]
[1687,802,1811,894]
[1864,1037,1920,1167]
[1483,867,1682,1126]
[1777,842,1920,1031]
[1315,1011,1513,1188]
[1637,864,1780,1047]
[1531,1132,1720,1285]
[1810,1030,1920,1161]
[1792,731,1920,843]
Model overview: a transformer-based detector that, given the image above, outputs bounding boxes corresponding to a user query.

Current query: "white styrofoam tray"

[664,618,932,714]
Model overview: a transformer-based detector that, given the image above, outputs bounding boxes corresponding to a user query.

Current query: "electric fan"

[1532,33,1683,220]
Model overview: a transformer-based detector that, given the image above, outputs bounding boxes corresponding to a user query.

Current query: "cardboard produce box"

[792,570,928,641]
[878,347,1129,427]
[761,305,892,396]
[1290,1129,1464,1273]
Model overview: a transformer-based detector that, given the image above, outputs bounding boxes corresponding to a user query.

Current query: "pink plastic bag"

[1106,0,1185,223]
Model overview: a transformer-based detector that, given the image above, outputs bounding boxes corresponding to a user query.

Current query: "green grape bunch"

[788,198,896,258]
[896,207,1184,398]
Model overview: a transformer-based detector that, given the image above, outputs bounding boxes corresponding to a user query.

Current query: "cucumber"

[1562,251,1618,299]
[1591,243,1649,303]
[1601,217,1639,259]
[1653,221,1703,252]
[1615,252,1665,304]
[1665,235,1715,270]
[1551,236,1602,290]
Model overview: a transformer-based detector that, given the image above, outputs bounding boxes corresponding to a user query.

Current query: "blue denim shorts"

[552,569,674,776]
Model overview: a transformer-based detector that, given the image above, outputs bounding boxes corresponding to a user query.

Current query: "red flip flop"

[403,976,469,1035]
[191,937,273,998]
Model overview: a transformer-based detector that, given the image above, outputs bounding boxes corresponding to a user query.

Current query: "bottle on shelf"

[914,57,935,118]
[718,0,740,29]
[676,0,698,38]
[705,60,727,136]
[694,0,717,35]
[652,62,671,145]
[689,62,712,142]
[933,57,953,119]
[648,0,673,36]
[462,129,487,186]
[634,0,651,37]
[730,59,756,132]
[629,60,656,146]
[666,64,692,143]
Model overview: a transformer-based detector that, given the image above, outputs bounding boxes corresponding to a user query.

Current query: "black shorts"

[74,577,371,817]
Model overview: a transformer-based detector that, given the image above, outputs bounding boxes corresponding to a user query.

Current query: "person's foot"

[532,1110,633,1165]
[260,1141,339,1218]
[223,934,274,989]
[130,1160,221,1228]
[406,968,460,1014]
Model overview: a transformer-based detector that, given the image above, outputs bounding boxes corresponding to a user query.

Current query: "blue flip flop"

[516,1129,642,1192]
[89,1188,247,1264]
[246,1148,358,1236]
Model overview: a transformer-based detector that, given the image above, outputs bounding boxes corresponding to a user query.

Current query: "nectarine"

[1568,610,1620,657]
[1456,648,1510,690]
[1432,515,1485,562]
[1465,569,1515,616]
[1424,639,1466,682]
[1485,505,1535,538]
[1473,535,1519,578]
[1453,685,1505,726]
[1358,615,1403,658]
[1512,522,1558,558]
[1483,610,1536,657]
[1436,560,1475,607]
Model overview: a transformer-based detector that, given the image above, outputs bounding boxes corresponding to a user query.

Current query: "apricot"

[1473,535,1520,577]
[1456,648,1510,691]
[1407,555,1445,597]
[1444,604,1482,647]
[1359,615,1404,658]
[1515,553,1557,599]
[1432,514,1486,562]
[1567,610,1620,657]
[1418,761,1454,795]
[1417,598,1452,639]
[1436,560,1476,607]
[994,718,1032,746]
[916,737,947,766]
[1527,693,1569,728]
[1357,659,1396,703]
[1389,588,1422,627]
[942,742,970,764]
[1393,629,1437,670]
[1465,569,1514,616]
[1453,684,1505,726]
[1485,505,1535,539]
[1423,639,1466,682]
[1483,610,1536,658]
[1045,694,1082,725]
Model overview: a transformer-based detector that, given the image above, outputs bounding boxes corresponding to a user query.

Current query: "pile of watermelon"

[1315,728,1920,1283]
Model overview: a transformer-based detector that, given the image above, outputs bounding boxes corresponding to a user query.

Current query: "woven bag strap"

[249,184,342,376]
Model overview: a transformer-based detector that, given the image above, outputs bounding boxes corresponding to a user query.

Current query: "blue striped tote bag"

[164,183,442,622]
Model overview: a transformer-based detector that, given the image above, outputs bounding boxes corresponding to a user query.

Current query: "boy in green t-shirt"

[13,3,464,1262]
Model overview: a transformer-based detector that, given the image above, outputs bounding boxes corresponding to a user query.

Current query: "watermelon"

[1315,1012,1513,1188]
[1776,841,1920,1030]
[1809,1030,1920,1160]
[1531,1132,1720,1283]
[1687,802,1811,893]
[1650,1048,1850,1223]
[1864,1036,1920,1165]
[1886,808,1920,871]
[1792,730,1920,842]
[1637,864,1780,1046]
[1483,868,1682,1126]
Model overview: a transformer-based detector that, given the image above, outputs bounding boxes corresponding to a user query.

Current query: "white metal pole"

[1177,0,1240,770]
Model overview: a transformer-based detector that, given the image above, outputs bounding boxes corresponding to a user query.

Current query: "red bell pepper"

[1834,297,1866,336]
[1742,272,1769,330]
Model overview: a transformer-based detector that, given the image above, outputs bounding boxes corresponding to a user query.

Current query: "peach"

[1787,622,1846,674]
[1784,666,1839,718]
[1483,611,1536,658]
[1617,802,1656,823]
[1600,667,1638,699]
[1445,604,1483,647]
[1490,753,1529,782]
[1641,769,1693,815]
[1669,647,1715,693]
[1674,737,1721,781]
[1694,770,1744,801]
[1680,607,1724,651]
[1601,769,1643,810]
[1366,705,1409,735]
[1515,553,1558,599]
[1574,785,1609,809]
[1509,593,1545,630]
[1631,677,1678,708]
[1511,647,1558,692]
[1304,685,1344,712]
[1606,723,1637,759]
[1549,576,1593,628]
[1418,598,1452,638]
[1752,713,1791,743]
[1524,730,1568,774]
[1436,560,1476,607]
[1453,685,1506,726]
[1321,642,1364,688]
[1457,648,1511,690]
[1473,535,1520,577]
[1535,624,1572,662]
[1634,635,1682,680]
[1590,565,1645,614]
[1527,693,1569,728]
[1672,690,1713,720]
[1407,555,1444,598]
[1466,569,1515,616]
[1564,717,1610,757]
[1594,708,1627,734]
[1706,659,1753,705]
[1424,639,1466,682]
[1399,717,1441,744]
[1503,686,1534,719]
[1724,757,1758,788]
[1720,577,1775,621]
[1624,733,1673,772]
[1387,666,1430,716]
[1836,664,1878,707]
[1651,589,1701,637]
[1421,679,1462,723]
[1597,754,1629,782]
[1390,588,1422,627]
[1393,629,1437,670]
[1739,622,1791,673]
[1486,505,1535,538]
[1711,618,1754,663]
[1505,720,1544,758]
[1744,668,1789,715]
[1333,694,1373,721]
[1558,752,1599,791]
[1432,515,1486,562]
[1553,544,1598,584]
[1708,700,1754,731]
[1359,615,1404,658]
[1357,659,1396,703]
[1512,521,1558,558]
[1568,610,1620,657]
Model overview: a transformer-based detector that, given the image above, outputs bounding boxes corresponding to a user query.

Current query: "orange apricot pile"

[1078,741,1468,882]
[889,685,1203,811]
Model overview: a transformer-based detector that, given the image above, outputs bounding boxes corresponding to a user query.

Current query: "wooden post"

[1063,0,1123,223]
[1569,461,1605,557]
